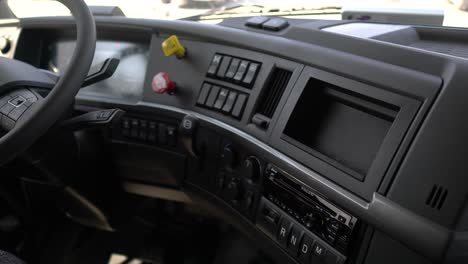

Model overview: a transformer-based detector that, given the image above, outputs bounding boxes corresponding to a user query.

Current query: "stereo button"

[278,218,293,247]
[298,233,314,264]
[310,242,327,263]
[197,83,211,105]
[207,54,222,75]
[225,58,240,79]
[258,205,280,237]
[233,60,249,82]
[287,226,303,257]
[205,85,220,108]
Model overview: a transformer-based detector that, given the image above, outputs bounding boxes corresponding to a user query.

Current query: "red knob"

[152,72,176,94]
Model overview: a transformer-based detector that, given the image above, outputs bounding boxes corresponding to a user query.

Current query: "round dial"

[225,178,242,203]
[220,145,237,169]
[240,156,262,182]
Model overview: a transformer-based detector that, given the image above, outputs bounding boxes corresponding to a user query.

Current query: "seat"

[0,250,24,264]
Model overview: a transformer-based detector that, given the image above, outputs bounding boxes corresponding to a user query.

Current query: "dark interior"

[1,3,468,264]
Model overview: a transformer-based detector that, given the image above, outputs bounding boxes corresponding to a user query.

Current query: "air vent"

[425,185,448,210]
[252,68,292,129]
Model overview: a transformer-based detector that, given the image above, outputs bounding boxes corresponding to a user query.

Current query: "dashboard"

[2,15,468,264]
[48,39,148,100]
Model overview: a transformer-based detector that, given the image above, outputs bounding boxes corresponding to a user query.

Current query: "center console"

[258,164,357,264]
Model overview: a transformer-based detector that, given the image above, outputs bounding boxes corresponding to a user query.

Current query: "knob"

[240,156,262,181]
[161,35,186,59]
[303,211,324,229]
[220,145,236,169]
[225,178,242,203]
[0,37,11,54]
[151,72,176,94]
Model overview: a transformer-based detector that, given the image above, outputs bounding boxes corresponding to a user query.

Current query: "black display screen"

[47,40,149,100]
[283,78,397,180]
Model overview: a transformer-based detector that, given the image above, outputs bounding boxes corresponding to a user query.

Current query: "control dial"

[240,156,262,182]
[220,145,237,169]
[303,211,325,230]
[225,178,242,204]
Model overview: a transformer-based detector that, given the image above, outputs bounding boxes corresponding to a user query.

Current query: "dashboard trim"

[76,94,450,262]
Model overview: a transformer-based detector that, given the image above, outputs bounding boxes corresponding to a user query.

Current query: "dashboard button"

[233,60,249,82]
[138,120,148,140]
[0,96,10,109]
[242,63,260,86]
[214,88,229,110]
[205,85,220,108]
[152,72,176,94]
[97,110,113,121]
[222,91,237,113]
[221,145,236,169]
[258,204,281,237]
[167,125,177,146]
[263,18,289,31]
[241,156,261,182]
[130,119,139,138]
[0,103,14,116]
[197,83,212,105]
[225,178,241,205]
[298,233,315,264]
[121,118,130,137]
[311,242,327,262]
[148,121,157,142]
[161,35,186,59]
[8,105,27,121]
[158,123,167,145]
[207,54,222,76]
[288,226,303,257]
[217,56,232,78]
[231,94,247,118]
[245,16,270,28]
[242,191,254,211]
[216,170,226,191]
[278,218,293,247]
[225,58,240,79]
[2,116,14,130]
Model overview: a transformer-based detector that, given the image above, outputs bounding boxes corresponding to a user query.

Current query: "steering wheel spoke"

[0,88,40,132]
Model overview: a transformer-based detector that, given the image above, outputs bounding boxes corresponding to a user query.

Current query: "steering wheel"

[0,0,96,165]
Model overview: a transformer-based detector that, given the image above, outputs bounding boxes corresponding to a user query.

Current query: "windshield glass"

[5,0,468,28]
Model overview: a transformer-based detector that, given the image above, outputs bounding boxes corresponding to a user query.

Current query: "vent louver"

[425,185,448,210]
[252,68,292,129]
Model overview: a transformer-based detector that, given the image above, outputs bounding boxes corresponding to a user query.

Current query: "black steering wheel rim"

[0,0,96,165]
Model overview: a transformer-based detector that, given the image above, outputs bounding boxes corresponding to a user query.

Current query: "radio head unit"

[262,164,358,255]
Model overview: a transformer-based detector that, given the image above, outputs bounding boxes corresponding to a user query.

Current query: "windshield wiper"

[181,4,342,21]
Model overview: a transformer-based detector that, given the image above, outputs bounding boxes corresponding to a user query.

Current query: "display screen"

[283,78,397,180]
[47,40,149,100]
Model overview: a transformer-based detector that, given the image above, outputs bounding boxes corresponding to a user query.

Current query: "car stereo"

[262,164,358,255]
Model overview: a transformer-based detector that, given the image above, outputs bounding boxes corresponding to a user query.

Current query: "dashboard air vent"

[426,185,448,210]
[252,68,292,129]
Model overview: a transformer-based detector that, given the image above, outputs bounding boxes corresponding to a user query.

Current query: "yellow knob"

[161,35,186,58]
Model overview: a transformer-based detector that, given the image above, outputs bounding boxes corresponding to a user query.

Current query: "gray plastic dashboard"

[2,15,468,264]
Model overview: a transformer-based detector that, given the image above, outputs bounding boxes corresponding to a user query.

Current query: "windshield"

[5,0,468,28]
